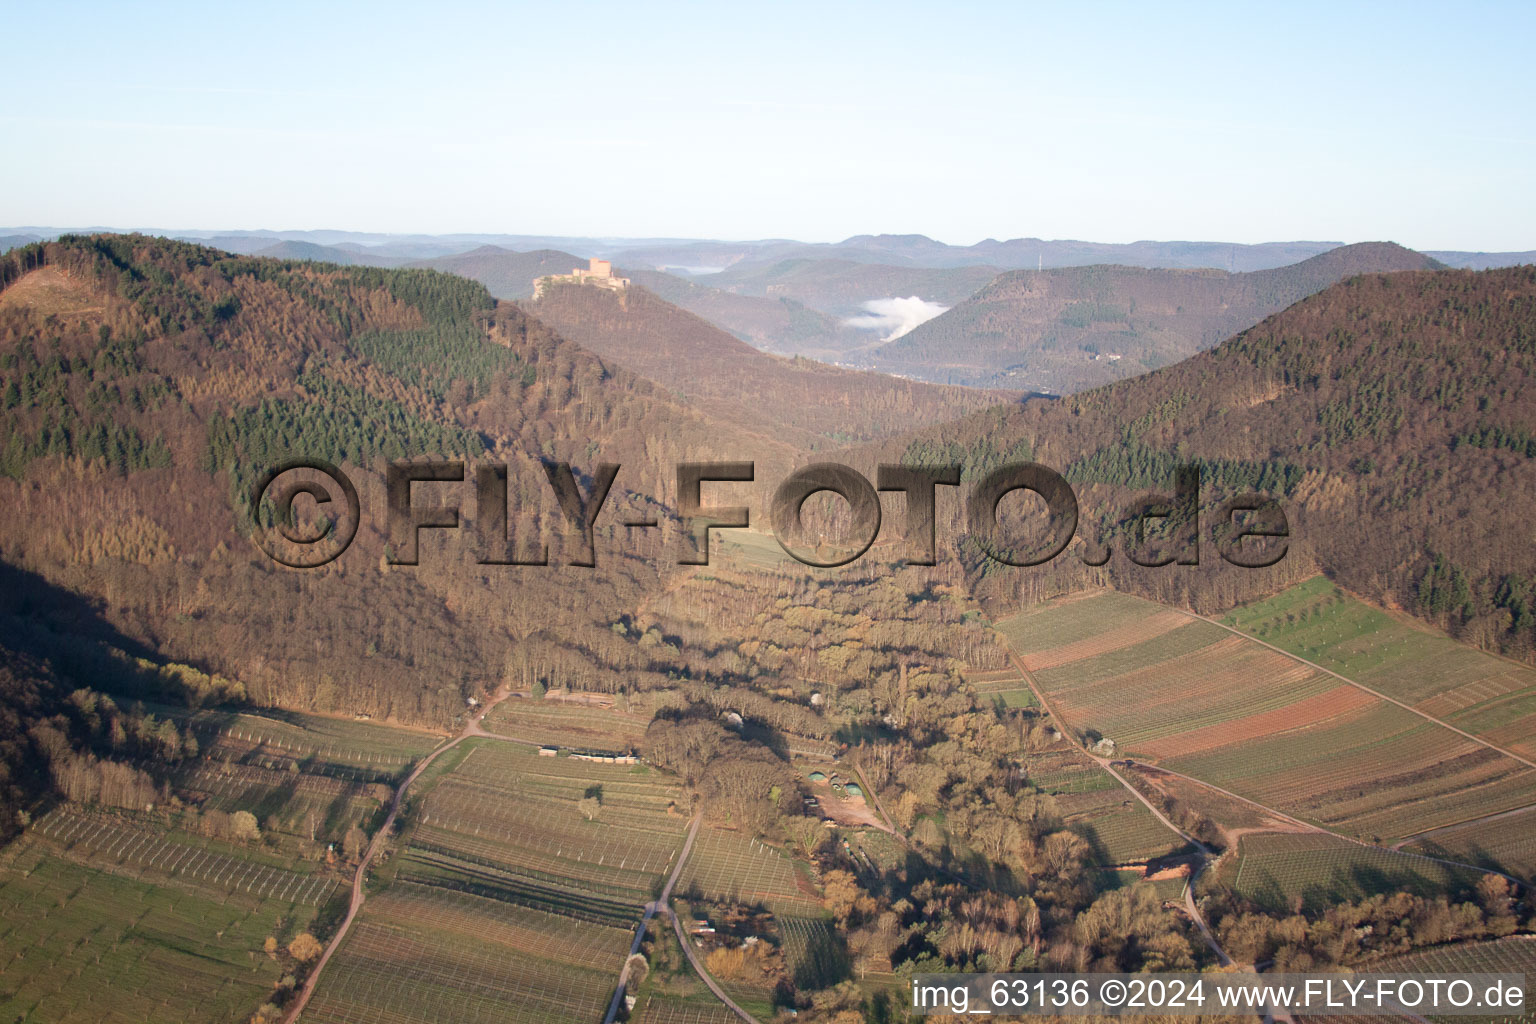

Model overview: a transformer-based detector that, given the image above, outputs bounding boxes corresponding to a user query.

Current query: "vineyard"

[32,807,337,904]
[480,694,651,752]
[1223,576,1536,760]
[998,591,1536,844]
[1231,833,1487,914]
[1378,936,1536,1020]
[1057,789,1189,865]
[969,667,1037,709]
[1405,806,1536,882]
[303,738,688,1024]
[0,849,313,1023]
[777,914,849,990]
[679,827,819,915]
[636,995,742,1024]
[146,701,441,783]
[166,760,386,844]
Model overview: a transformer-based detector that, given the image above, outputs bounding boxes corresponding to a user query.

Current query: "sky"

[3,0,1533,250]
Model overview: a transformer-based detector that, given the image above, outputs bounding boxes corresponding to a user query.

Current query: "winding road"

[282,688,518,1024]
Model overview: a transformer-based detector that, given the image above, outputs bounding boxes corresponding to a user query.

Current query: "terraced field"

[1231,833,1487,914]
[1224,577,1536,760]
[0,849,316,1024]
[997,590,1536,843]
[303,738,688,1024]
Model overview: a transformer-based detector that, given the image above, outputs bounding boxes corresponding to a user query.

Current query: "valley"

[0,234,1532,1024]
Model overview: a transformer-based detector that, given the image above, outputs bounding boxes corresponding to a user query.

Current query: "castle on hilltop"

[532,257,630,299]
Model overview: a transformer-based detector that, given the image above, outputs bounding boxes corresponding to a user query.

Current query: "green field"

[304,737,688,1024]
[0,837,323,1023]
[997,590,1536,845]
[1405,805,1536,882]
[1231,833,1488,914]
[1223,576,1536,760]
[679,827,819,915]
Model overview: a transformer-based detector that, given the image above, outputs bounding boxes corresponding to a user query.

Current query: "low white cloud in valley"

[842,296,949,342]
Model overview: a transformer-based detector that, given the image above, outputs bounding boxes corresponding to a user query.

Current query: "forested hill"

[405,245,585,299]
[865,265,1536,662]
[522,278,1024,448]
[0,234,797,736]
[873,242,1442,392]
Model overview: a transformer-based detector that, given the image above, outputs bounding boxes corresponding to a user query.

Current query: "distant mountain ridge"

[872,241,1442,392]
[4,227,1532,275]
[406,246,586,299]
[521,280,1024,448]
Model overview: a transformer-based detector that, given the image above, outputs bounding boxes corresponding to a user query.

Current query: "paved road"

[603,814,703,1024]
[665,898,762,1024]
[283,689,515,1024]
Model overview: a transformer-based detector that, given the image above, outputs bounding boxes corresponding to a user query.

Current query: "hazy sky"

[4,0,1532,249]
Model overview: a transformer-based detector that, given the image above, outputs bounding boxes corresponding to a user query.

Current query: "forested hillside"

[0,235,798,732]
[863,265,1536,663]
[875,242,1441,391]
[523,278,1023,447]
[407,245,586,299]
[624,268,867,359]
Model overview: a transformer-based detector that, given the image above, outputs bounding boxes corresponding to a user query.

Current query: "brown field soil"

[1021,609,1190,670]
[1135,684,1378,760]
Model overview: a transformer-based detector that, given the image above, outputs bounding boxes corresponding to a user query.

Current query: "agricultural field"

[164,759,388,845]
[678,827,819,916]
[1229,833,1487,914]
[1055,788,1189,865]
[633,922,745,1024]
[145,701,441,783]
[0,848,318,1024]
[635,994,742,1024]
[1376,937,1536,1024]
[31,808,338,905]
[480,692,652,752]
[1024,749,1119,795]
[969,667,1037,708]
[1223,576,1536,761]
[1404,805,1536,882]
[300,889,629,1024]
[997,591,1536,844]
[777,914,849,991]
[303,738,688,1024]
